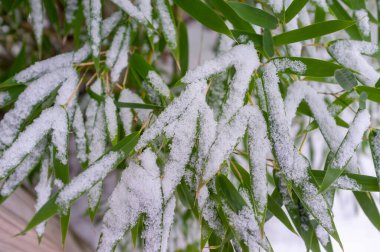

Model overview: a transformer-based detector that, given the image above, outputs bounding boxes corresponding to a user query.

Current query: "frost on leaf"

[98,149,175,252]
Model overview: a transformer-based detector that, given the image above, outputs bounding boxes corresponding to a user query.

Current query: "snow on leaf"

[111,0,152,24]
[72,105,88,166]
[56,151,124,213]
[105,96,119,145]
[83,0,102,58]
[119,89,152,135]
[0,68,77,150]
[328,40,379,86]
[156,0,177,50]
[98,148,173,252]
[35,152,53,237]
[28,0,44,46]
[65,0,78,23]
[106,26,130,83]
[147,70,171,98]
[261,62,337,237]
[0,106,67,180]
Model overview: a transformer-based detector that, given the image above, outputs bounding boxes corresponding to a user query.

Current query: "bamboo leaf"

[115,102,163,110]
[273,20,355,45]
[285,0,308,23]
[174,0,232,37]
[334,68,357,91]
[263,29,274,58]
[178,21,189,76]
[353,191,380,231]
[228,2,278,29]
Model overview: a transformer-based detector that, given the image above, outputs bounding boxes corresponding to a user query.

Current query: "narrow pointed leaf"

[285,0,308,23]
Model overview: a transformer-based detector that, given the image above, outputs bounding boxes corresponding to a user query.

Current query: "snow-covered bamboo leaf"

[28,0,44,47]
[156,0,178,56]
[329,0,362,39]
[328,40,380,86]
[83,0,102,63]
[319,109,370,193]
[369,129,380,190]
[106,26,130,83]
[105,96,119,146]
[272,57,342,77]
[72,105,88,167]
[261,63,342,247]
[111,0,152,24]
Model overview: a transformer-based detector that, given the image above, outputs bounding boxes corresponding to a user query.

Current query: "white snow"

[354,9,370,37]
[156,0,177,49]
[56,151,123,213]
[83,0,102,57]
[328,40,380,86]
[29,0,44,45]
[0,91,10,107]
[72,105,88,165]
[147,70,170,97]
[105,96,118,143]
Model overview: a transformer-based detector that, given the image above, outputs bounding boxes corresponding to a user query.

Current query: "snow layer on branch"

[0,68,74,149]
[83,0,102,57]
[106,26,131,83]
[136,81,206,150]
[262,63,334,232]
[156,0,177,49]
[119,89,151,135]
[0,91,10,107]
[182,44,259,126]
[65,0,78,23]
[147,70,170,97]
[0,106,66,180]
[354,9,370,37]
[29,0,44,45]
[72,105,87,164]
[56,151,123,213]
[98,149,164,252]
[105,96,118,143]
[331,109,370,169]
[35,154,52,237]
[328,40,380,86]
[111,0,148,23]
[0,139,45,197]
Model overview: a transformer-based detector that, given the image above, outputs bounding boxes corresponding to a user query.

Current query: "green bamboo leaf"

[205,0,255,33]
[267,194,298,234]
[353,191,380,231]
[20,194,59,235]
[0,85,26,108]
[174,0,233,37]
[215,175,245,213]
[319,109,368,194]
[178,21,189,76]
[228,2,278,29]
[329,0,362,40]
[356,86,380,103]
[285,0,308,23]
[115,102,163,110]
[273,20,355,45]
[263,29,274,58]
[311,170,380,192]
[334,69,357,91]
[272,57,343,77]
[0,78,23,91]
